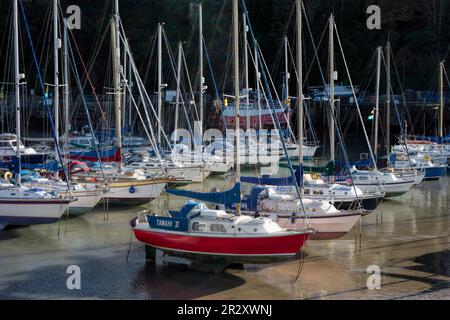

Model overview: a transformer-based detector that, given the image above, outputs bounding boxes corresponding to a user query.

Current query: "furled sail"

[241,166,303,187]
[167,183,241,209]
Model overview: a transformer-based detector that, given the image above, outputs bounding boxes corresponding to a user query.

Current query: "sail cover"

[241,166,303,187]
[166,183,241,209]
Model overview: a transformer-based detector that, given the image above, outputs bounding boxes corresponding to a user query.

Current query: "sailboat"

[237,1,365,240]
[391,61,448,180]
[67,1,171,206]
[132,0,314,264]
[1,0,73,230]
[126,21,214,183]
[322,38,415,198]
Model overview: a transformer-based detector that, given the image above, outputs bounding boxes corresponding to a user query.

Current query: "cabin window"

[313,189,323,195]
[210,224,226,233]
[304,189,310,195]
[192,222,207,232]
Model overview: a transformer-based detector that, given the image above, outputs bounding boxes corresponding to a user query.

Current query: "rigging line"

[83,0,109,70]
[68,25,108,124]
[256,43,297,143]
[380,50,413,166]
[269,1,296,77]
[302,8,361,198]
[286,38,321,143]
[161,28,195,138]
[182,46,200,121]
[219,23,234,95]
[247,42,278,131]
[206,0,227,51]
[137,30,157,115]
[203,37,226,130]
[179,45,195,138]
[389,45,415,135]
[118,22,173,155]
[67,34,107,182]
[121,69,164,170]
[0,2,12,70]
[242,1,306,215]
[122,44,166,169]
[19,0,71,192]
[330,18,377,171]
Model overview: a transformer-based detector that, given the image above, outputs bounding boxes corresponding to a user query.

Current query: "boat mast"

[284,36,290,104]
[199,3,204,145]
[440,61,445,140]
[243,12,250,130]
[385,41,391,154]
[53,0,60,146]
[374,46,381,157]
[128,52,132,131]
[297,0,303,194]
[157,23,163,146]
[13,0,21,186]
[328,15,335,163]
[112,0,122,172]
[175,42,183,142]
[122,40,127,131]
[255,40,262,131]
[233,0,241,216]
[63,18,70,147]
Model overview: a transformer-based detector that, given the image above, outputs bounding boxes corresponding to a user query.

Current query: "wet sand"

[0,174,449,300]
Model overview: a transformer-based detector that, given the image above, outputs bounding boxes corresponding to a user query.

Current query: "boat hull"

[424,166,446,180]
[281,144,318,160]
[332,195,384,211]
[0,199,71,230]
[67,190,104,216]
[134,226,310,261]
[256,212,361,241]
[104,180,166,206]
[352,181,414,198]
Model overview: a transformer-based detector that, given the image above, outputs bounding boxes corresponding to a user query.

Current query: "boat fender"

[129,186,136,194]
[290,212,297,224]
[130,217,138,228]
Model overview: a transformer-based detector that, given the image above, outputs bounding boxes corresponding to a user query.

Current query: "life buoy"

[3,172,13,181]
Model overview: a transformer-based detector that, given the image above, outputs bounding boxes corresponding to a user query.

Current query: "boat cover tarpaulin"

[241,166,303,187]
[166,183,241,209]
